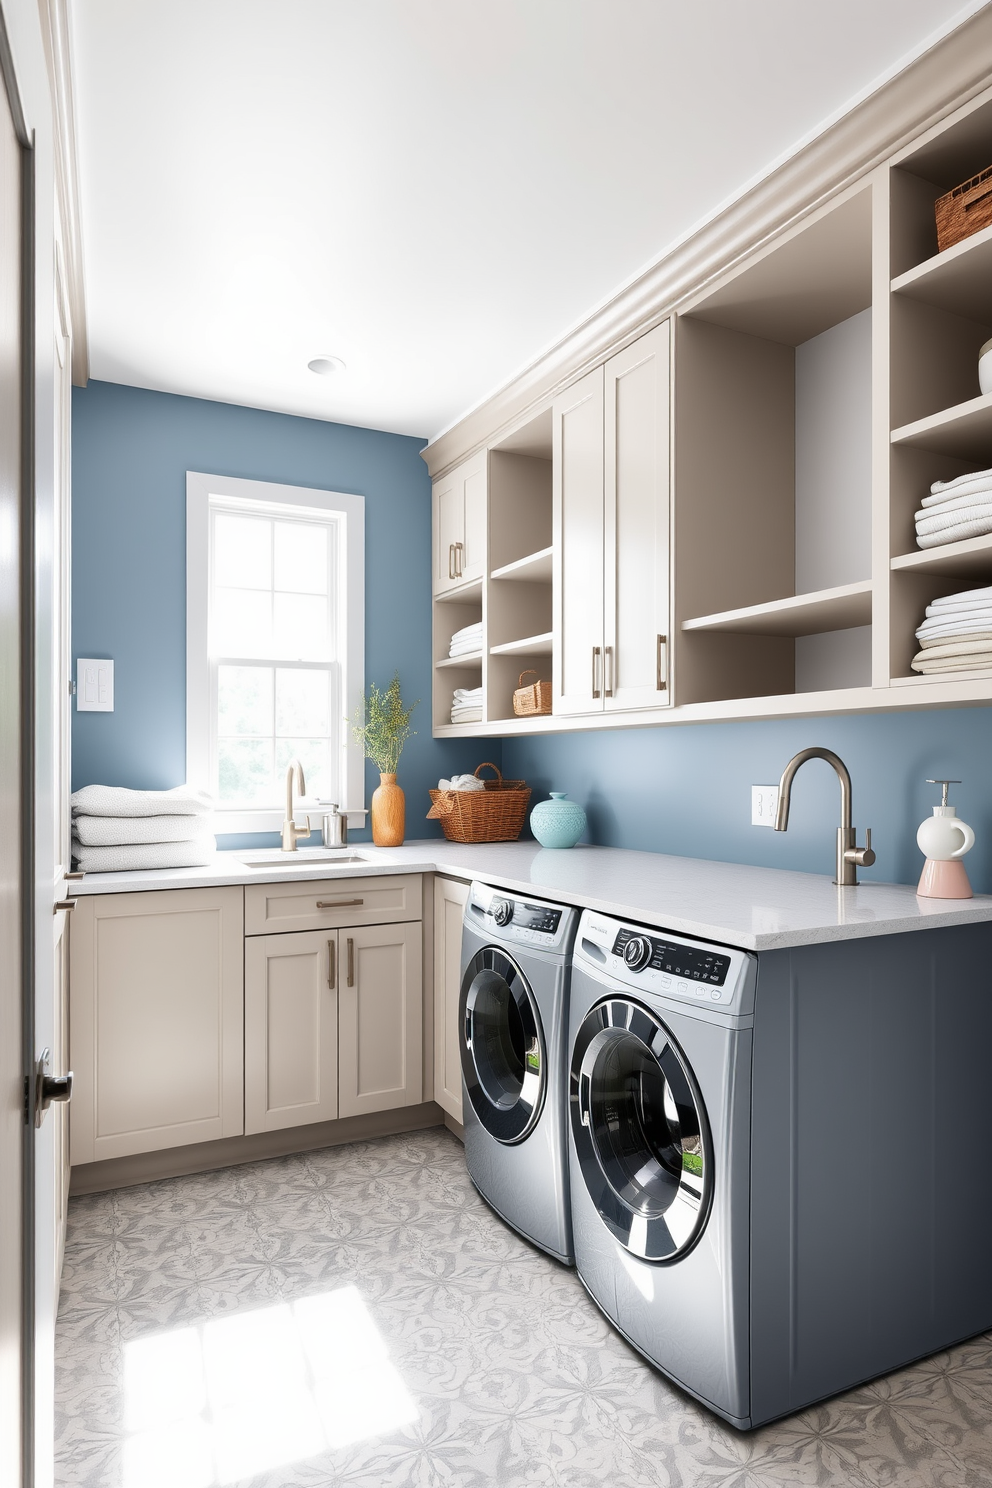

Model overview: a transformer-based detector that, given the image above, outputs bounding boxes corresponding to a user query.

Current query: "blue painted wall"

[503,708,992,893]
[71,380,486,844]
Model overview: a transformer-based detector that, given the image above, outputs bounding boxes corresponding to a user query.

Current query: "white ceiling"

[71,0,987,441]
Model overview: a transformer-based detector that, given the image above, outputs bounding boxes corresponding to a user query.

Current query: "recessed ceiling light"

[308,355,346,376]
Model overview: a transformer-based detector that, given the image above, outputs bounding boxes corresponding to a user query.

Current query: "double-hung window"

[187,473,364,835]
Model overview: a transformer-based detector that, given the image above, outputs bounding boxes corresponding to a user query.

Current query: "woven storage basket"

[935,163,992,252]
[427,762,531,843]
[512,669,552,717]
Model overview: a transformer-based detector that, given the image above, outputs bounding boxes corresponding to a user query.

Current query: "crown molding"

[422,6,992,480]
[39,0,87,383]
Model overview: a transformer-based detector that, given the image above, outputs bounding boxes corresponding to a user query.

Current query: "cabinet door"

[432,877,468,1123]
[604,322,672,711]
[554,365,605,714]
[245,931,338,1134]
[339,922,423,1118]
[432,451,487,595]
[69,887,244,1164]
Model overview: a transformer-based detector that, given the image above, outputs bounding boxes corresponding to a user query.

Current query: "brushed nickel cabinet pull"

[448,543,455,580]
[604,645,614,698]
[316,898,364,909]
[591,645,601,699]
[454,541,463,577]
[347,937,355,988]
[54,899,76,914]
[657,634,668,690]
[327,939,336,990]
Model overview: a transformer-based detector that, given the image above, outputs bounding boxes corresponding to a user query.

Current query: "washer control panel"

[466,881,576,952]
[575,909,754,1014]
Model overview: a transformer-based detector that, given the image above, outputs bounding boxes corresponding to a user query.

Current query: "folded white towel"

[916,501,992,536]
[438,774,486,791]
[917,516,992,549]
[450,621,482,640]
[452,687,483,700]
[450,708,483,723]
[915,636,992,659]
[916,618,992,642]
[912,649,992,673]
[919,629,992,648]
[928,585,992,608]
[70,784,213,819]
[930,467,992,496]
[447,642,483,658]
[924,599,992,618]
[73,813,208,847]
[917,489,992,522]
[72,835,218,873]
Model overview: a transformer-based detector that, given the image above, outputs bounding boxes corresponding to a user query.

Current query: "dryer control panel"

[575,910,755,1015]
[466,881,577,953]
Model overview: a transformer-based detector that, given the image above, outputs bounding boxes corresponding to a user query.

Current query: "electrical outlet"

[751,785,779,827]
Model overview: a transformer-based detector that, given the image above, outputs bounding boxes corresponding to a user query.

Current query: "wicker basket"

[935,163,992,252]
[512,669,552,717]
[427,762,531,843]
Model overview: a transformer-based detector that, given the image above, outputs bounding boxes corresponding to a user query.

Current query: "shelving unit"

[682,582,872,638]
[490,547,553,583]
[891,533,992,578]
[490,632,553,656]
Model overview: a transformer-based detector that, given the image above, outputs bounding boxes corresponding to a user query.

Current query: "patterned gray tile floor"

[55,1127,992,1488]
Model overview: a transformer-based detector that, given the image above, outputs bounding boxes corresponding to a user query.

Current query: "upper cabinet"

[554,323,671,716]
[433,449,487,595]
[427,70,992,736]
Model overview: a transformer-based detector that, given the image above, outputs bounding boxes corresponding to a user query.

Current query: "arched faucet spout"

[774,747,874,886]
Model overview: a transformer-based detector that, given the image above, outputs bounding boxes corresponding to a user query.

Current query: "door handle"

[327,939,336,990]
[53,899,76,914]
[316,898,364,909]
[657,634,668,689]
[347,937,355,987]
[32,1047,73,1128]
[591,645,601,699]
[454,541,463,577]
[448,543,455,580]
[604,645,614,698]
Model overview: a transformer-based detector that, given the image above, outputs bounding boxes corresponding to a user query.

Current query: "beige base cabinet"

[69,887,245,1164]
[338,922,423,1118]
[432,877,468,1123]
[244,931,339,1134]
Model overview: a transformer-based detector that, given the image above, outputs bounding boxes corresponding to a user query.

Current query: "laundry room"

[9,3,992,1487]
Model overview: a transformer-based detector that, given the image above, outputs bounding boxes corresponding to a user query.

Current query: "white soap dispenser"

[916,779,975,899]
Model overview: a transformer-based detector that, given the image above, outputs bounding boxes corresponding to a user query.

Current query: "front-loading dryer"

[568,907,756,1427]
[459,881,578,1264]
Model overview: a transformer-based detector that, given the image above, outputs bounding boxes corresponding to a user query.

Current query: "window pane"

[214,514,271,590]
[274,521,328,595]
[213,588,273,658]
[276,738,332,800]
[218,666,273,737]
[218,738,274,804]
[273,594,328,661]
[276,668,330,738]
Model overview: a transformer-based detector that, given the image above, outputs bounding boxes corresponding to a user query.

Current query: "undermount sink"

[232,849,383,871]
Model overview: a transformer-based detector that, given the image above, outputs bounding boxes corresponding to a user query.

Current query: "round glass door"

[460,947,545,1144]
[570,998,711,1261]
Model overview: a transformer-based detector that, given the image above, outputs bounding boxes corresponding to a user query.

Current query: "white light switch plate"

[751,785,779,827]
[76,659,114,712]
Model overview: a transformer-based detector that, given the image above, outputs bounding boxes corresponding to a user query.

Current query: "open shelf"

[489,631,553,657]
[490,546,553,583]
[682,581,872,638]
[892,532,992,578]
[892,221,992,322]
[434,577,482,604]
[891,393,992,460]
[435,651,483,669]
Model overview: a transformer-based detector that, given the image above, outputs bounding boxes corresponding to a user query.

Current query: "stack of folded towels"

[450,687,483,724]
[911,586,992,674]
[71,785,217,872]
[915,467,992,548]
[447,621,482,659]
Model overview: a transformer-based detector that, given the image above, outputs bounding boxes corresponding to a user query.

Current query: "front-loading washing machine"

[459,881,577,1264]
[567,907,756,1427]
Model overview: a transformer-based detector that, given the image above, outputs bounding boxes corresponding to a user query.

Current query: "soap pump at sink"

[917,779,975,899]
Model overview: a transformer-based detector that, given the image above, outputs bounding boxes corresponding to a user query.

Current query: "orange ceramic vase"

[371,772,405,846]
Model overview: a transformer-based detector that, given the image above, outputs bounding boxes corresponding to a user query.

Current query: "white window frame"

[187,471,365,835]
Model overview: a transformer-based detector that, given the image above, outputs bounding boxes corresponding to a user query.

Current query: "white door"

[605,322,672,711]
[339,922,423,1118]
[432,877,468,1123]
[245,930,339,1133]
[69,888,245,1163]
[459,450,487,584]
[433,468,463,595]
[554,366,605,714]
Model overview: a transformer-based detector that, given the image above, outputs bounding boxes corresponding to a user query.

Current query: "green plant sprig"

[351,673,418,775]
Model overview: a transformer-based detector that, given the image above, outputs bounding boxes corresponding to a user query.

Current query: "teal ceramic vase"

[530,792,587,848]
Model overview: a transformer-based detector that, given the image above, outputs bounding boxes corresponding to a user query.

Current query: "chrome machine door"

[460,947,545,1144]
[570,998,711,1261]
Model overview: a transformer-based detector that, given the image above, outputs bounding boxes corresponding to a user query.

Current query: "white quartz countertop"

[65,839,992,953]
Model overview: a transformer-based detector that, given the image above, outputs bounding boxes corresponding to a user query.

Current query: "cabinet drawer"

[245,873,422,935]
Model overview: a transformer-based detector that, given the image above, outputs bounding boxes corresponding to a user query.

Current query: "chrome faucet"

[281,758,311,852]
[774,747,875,886]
